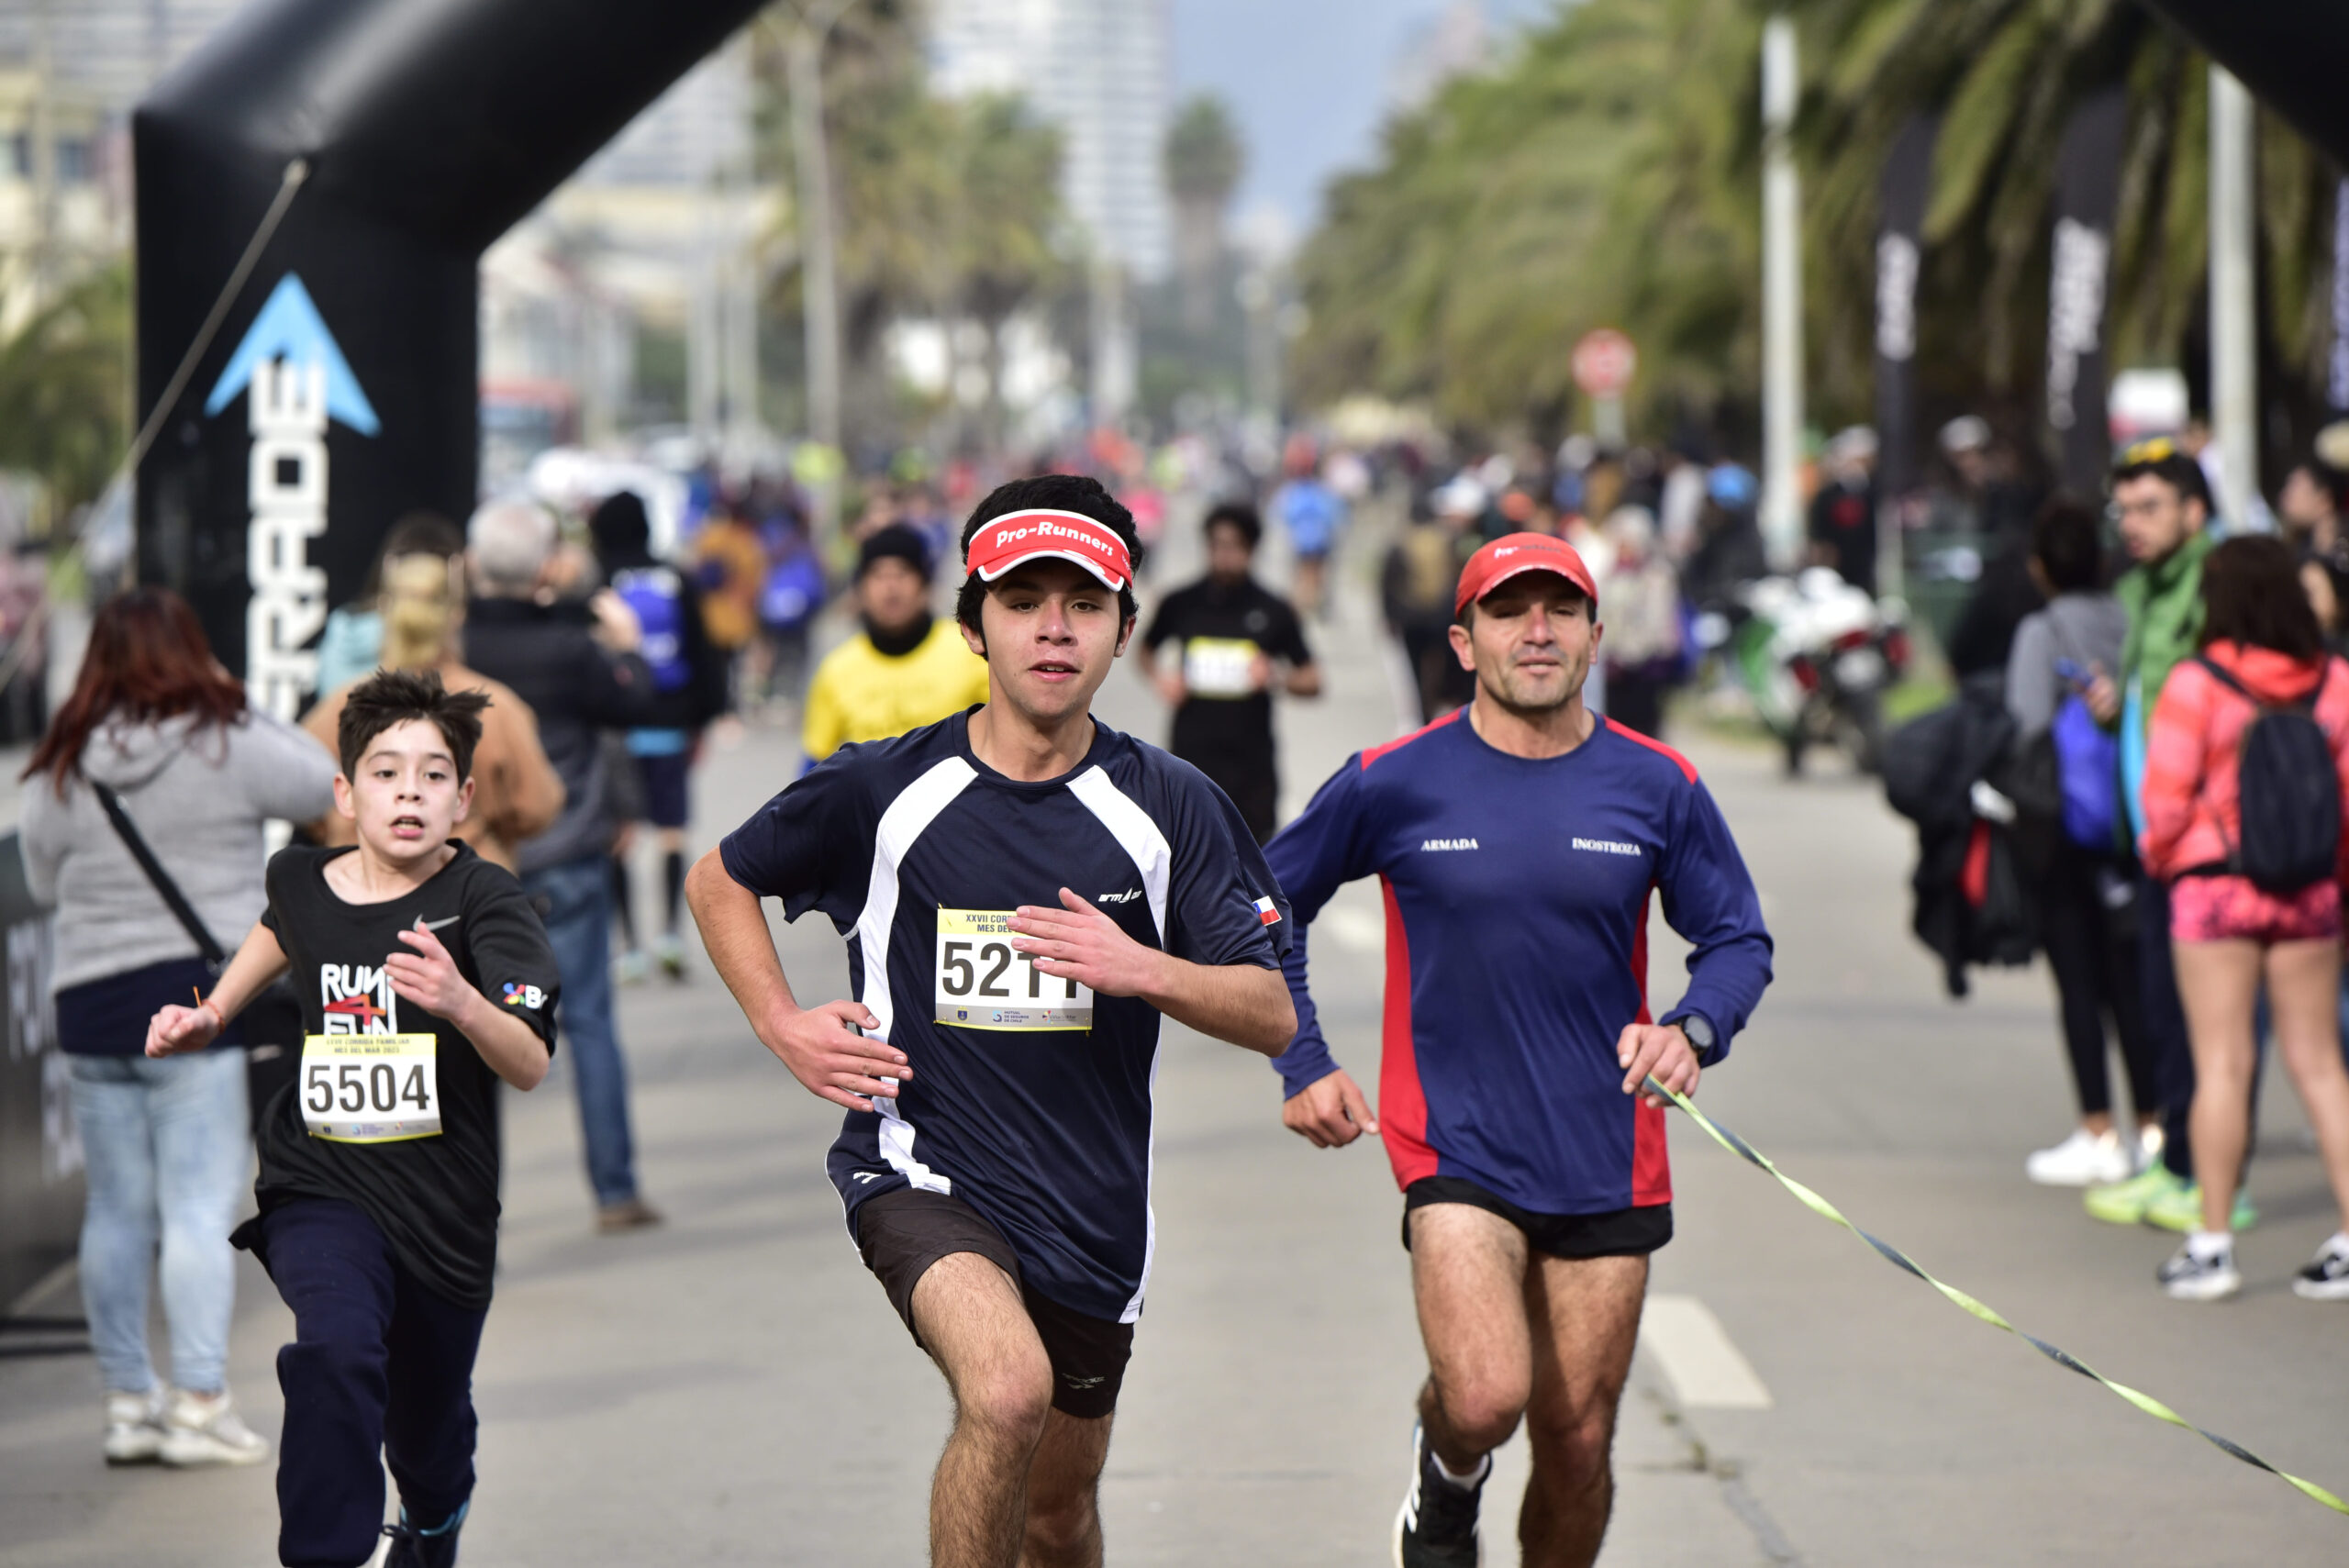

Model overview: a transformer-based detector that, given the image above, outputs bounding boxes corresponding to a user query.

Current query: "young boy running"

[688,474,1296,1568]
[147,669,562,1568]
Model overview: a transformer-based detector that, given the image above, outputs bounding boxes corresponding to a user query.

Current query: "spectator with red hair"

[17,588,336,1467]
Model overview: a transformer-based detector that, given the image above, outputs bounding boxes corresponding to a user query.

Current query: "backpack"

[2197,656,2342,894]
[2050,693,2119,851]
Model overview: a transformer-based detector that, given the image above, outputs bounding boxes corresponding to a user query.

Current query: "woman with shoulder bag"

[17,589,337,1466]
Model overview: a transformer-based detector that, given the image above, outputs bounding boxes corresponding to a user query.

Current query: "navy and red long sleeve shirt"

[1266,710,1774,1215]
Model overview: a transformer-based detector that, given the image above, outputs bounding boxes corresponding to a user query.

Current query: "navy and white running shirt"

[718,710,1292,1322]
[1267,710,1773,1216]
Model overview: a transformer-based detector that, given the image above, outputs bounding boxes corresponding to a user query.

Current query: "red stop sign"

[1573,328,1637,397]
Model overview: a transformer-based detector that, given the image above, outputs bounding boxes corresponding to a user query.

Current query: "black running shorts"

[854,1186,1133,1419]
[1403,1175,1672,1260]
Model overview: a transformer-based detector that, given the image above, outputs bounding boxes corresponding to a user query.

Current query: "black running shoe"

[382,1500,467,1568]
[1394,1422,1483,1567]
[2296,1236,2349,1301]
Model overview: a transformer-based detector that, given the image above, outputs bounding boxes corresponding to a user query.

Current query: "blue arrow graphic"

[203,272,381,436]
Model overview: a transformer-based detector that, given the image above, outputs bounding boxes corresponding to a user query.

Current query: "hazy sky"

[1168,0,1559,244]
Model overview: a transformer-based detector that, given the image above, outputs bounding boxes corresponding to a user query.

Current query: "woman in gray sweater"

[18,589,336,1468]
[2004,500,2160,1190]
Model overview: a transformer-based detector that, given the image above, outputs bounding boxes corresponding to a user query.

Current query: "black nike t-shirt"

[1140,575,1313,776]
[236,842,560,1309]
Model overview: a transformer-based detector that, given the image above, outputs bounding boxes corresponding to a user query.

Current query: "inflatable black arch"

[133,0,765,716]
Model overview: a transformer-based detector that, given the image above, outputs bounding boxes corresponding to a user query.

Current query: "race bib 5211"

[301,1033,440,1143]
[934,908,1092,1030]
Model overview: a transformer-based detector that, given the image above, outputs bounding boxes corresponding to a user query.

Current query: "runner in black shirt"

[1136,501,1320,842]
[148,671,559,1568]
[689,475,1295,1568]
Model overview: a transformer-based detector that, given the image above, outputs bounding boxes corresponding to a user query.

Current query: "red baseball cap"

[1454,532,1599,616]
[964,508,1133,592]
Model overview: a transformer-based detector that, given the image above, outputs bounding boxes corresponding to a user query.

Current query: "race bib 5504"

[934,908,1092,1030]
[301,1033,440,1142]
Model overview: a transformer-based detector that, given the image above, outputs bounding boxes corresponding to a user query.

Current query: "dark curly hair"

[336,667,491,783]
[952,474,1146,645]
[2200,535,2324,662]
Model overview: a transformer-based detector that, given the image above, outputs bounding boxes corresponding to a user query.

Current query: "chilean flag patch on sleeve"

[1253,895,1281,927]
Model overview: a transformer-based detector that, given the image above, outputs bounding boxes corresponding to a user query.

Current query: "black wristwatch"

[1671,1012,1718,1066]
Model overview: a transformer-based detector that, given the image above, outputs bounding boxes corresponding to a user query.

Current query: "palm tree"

[951,95,1065,448]
[0,259,129,523]
[1163,95,1245,333]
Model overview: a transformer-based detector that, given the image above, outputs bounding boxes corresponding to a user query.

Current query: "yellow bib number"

[1183,637,1261,699]
[934,908,1092,1030]
[301,1034,440,1143]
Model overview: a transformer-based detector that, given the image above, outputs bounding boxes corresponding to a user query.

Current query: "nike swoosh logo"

[415,916,462,933]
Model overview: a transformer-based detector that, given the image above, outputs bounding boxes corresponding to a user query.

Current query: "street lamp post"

[1759,16,1805,571]
[2208,65,2262,528]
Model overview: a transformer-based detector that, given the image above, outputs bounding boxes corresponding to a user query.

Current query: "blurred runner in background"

[1136,501,1321,843]
[590,491,730,984]
[1383,482,1485,724]
[1808,427,1879,591]
[1597,507,1680,739]
[1273,438,1347,620]
[801,526,989,768]
[753,511,828,716]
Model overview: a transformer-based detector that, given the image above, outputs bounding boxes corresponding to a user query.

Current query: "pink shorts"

[2169,875,2343,945]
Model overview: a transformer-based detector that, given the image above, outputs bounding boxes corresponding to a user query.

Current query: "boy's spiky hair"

[337,667,491,783]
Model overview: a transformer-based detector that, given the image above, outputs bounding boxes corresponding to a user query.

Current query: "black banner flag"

[2047,88,2128,495]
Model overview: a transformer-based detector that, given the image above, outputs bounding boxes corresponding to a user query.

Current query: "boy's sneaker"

[2084,1164,2185,1225]
[101,1389,164,1465]
[656,934,686,982]
[2156,1239,2243,1301]
[614,951,651,986]
[1394,1423,1483,1567]
[2293,1235,2349,1300]
[158,1387,270,1467]
[2143,1182,2258,1235]
[2026,1128,2134,1187]
[382,1500,468,1568]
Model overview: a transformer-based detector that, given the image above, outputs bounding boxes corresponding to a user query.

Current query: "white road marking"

[1640,1294,1773,1409]
[1319,906,1386,952]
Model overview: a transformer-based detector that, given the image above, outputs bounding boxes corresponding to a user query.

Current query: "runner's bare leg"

[1020,1408,1113,1568]
[1410,1204,1534,1472]
[914,1254,1056,1568]
[1519,1253,1646,1568]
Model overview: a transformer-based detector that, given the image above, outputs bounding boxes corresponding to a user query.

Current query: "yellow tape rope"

[1647,1077,2349,1518]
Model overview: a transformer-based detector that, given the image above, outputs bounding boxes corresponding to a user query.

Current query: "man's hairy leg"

[1518,1252,1646,1568]
[913,1253,1056,1568]
[1409,1204,1535,1472]
[1019,1407,1113,1568]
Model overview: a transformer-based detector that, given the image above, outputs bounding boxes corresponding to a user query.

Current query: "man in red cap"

[1265,533,1775,1568]
[687,474,1296,1568]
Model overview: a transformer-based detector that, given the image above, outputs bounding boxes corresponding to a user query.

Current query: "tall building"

[931,0,1172,283]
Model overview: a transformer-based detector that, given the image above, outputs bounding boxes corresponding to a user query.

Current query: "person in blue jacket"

[589,490,731,982]
[1267,532,1774,1568]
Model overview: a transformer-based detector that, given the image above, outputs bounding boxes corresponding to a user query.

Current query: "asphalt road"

[5,508,2347,1564]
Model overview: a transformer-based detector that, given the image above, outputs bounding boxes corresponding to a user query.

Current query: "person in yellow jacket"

[802,526,990,765]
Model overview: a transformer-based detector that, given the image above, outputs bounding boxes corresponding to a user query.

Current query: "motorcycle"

[1699,568,1911,776]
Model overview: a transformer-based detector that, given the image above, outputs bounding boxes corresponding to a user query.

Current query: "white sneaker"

[2026,1128,2135,1187]
[158,1387,270,1467]
[2157,1240,2243,1302]
[102,1389,164,1465]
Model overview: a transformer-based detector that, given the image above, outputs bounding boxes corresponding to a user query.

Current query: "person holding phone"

[2005,497,2160,1186]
